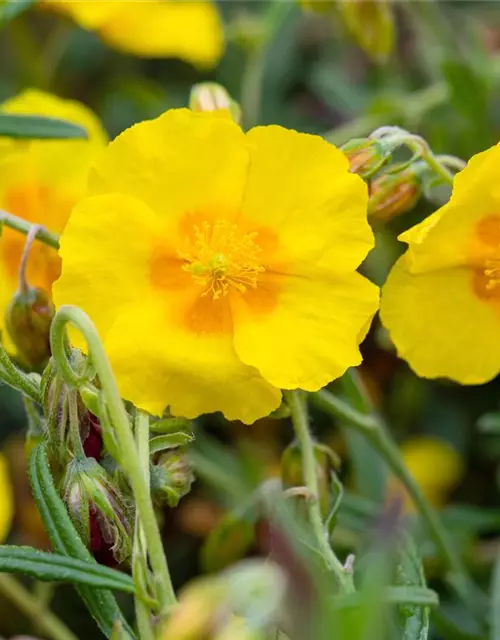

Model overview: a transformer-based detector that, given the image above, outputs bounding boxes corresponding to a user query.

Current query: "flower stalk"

[284,390,354,594]
[0,208,60,249]
[311,372,487,619]
[50,305,177,612]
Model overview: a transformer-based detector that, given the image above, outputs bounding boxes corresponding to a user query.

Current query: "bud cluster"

[342,127,450,222]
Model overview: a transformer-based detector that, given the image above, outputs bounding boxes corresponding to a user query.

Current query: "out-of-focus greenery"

[2,2,500,639]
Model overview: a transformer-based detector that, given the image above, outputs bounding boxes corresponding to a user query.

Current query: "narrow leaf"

[30,444,135,639]
[0,546,136,593]
[149,432,194,454]
[0,113,88,140]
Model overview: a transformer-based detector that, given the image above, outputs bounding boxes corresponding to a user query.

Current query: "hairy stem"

[284,390,354,593]
[50,306,176,611]
[312,371,487,618]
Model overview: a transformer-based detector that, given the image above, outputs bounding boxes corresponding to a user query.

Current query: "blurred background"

[2,1,500,638]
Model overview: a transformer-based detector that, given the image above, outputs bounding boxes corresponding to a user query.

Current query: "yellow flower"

[386,437,464,512]
[380,142,500,383]
[44,0,224,68]
[0,454,14,542]
[0,90,107,350]
[53,109,378,424]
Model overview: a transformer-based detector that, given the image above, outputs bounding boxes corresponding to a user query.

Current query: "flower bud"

[41,356,103,463]
[151,450,194,507]
[62,457,133,565]
[368,169,421,221]
[189,83,241,123]
[5,286,54,371]
[342,138,390,179]
[339,0,395,62]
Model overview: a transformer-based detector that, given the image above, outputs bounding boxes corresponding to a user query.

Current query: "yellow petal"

[53,193,164,345]
[45,0,224,67]
[232,270,379,390]
[380,256,500,383]
[399,142,500,274]
[101,1,224,67]
[89,109,249,233]
[103,299,281,424]
[0,454,13,543]
[0,90,107,349]
[241,126,373,273]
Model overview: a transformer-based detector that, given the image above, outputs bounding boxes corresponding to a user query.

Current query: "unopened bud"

[342,138,390,178]
[63,457,133,565]
[151,450,194,507]
[41,355,103,463]
[339,0,395,62]
[368,169,421,221]
[5,286,54,371]
[189,83,241,123]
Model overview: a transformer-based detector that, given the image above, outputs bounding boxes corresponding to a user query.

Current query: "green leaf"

[0,546,136,593]
[334,586,438,611]
[440,57,489,122]
[0,0,35,25]
[149,417,193,434]
[0,113,88,140]
[29,443,135,639]
[149,432,194,455]
[396,534,432,640]
[491,547,500,640]
[201,512,255,573]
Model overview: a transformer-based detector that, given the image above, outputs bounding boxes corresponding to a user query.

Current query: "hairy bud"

[62,457,133,565]
[369,169,421,221]
[151,450,194,507]
[5,286,54,371]
[342,138,391,179]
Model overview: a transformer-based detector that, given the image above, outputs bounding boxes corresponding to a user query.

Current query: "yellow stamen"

[180,220,265,299]
[484,259,500,291]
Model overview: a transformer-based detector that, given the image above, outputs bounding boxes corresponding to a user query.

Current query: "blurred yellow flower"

[0,90,107,350]
[44,0,224,68]
[54,109,378,423]
[387,437,464,512]
[380,142,500,383]
[0,454,13,542]
[301,0,395,62]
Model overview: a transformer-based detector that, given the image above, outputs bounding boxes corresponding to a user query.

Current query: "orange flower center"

[178,220,265,299]
[471,215,500,302]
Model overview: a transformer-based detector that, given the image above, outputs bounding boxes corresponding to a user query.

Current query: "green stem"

[0,344,40,402]
[0,209,60,250]
[0,574,78,640]
[50,306,176,612]
[284,390,354,594]
[240,1,295,129]
[68,391,85,459]
[312,376,487,618]
[133,410,157,640]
